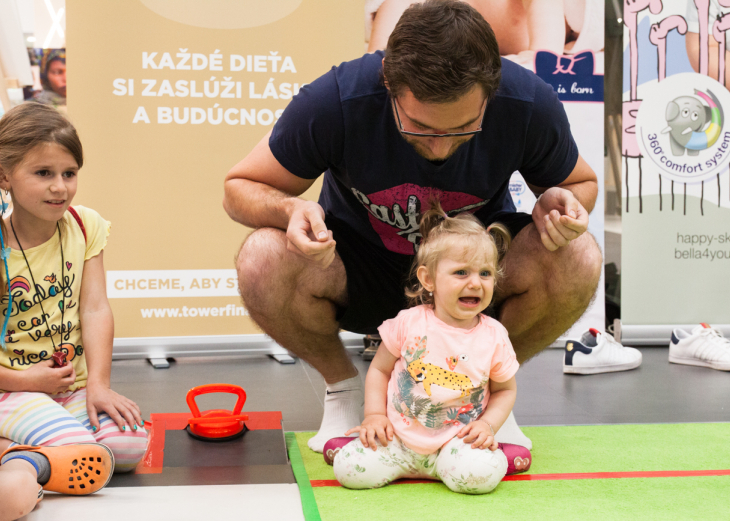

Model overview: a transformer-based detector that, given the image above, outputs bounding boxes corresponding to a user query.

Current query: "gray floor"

[111,347,730,430]
[24,346,728,521]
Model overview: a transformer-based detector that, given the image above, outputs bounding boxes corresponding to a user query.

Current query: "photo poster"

[622,0,730,328]
[367,0,606,338]
[65,0,364,338]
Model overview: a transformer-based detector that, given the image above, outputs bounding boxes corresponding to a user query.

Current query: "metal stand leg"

[613,319,622,343]
[269,353,297,364]
[148,358,171,369]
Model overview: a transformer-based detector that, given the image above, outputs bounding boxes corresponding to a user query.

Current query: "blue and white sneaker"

[563,328,642,375]
[669,324,730,371]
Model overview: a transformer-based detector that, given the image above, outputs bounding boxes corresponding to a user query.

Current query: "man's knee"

[546,233,603,306]
[236,228,290,305]
[571,233,603,290]
[235,228,347,317]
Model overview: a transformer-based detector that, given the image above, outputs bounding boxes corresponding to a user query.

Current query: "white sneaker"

[669,324,730,371]
[563,328,642,375]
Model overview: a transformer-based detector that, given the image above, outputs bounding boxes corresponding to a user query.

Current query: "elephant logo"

[662,89,724,156]
[636,72,730,182]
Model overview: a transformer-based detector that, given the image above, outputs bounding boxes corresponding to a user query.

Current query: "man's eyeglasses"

[392,97,487,138]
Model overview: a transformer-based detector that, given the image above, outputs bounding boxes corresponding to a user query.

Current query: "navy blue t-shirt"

[270,51,578,256]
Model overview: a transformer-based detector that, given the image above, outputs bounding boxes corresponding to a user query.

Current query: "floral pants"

[333,435,508,494]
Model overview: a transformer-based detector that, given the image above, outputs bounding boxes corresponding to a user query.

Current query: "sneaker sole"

[361,348,378,361]
[563,360,642,374]
[668,355,730,371]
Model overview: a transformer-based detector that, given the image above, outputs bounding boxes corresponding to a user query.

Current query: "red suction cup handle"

[188,415,248,425]
[186,383,247,419]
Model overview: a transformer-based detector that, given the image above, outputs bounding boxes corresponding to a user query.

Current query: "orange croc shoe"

[1,443,114,496]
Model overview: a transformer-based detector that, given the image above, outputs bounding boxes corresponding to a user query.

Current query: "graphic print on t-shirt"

[350,184,488,254]
[393,335,487,430]
[404,336,475,398]
[2,270,82,368]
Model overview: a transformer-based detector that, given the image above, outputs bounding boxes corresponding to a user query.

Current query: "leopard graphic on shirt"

[394,335,487,431]
[404,336,477,398]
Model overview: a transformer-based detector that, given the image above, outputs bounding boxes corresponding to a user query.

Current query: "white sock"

[307,374,364,453]
[494,411,533,450]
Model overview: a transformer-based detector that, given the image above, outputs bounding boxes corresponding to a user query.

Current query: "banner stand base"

[269,353,297,364]
[113,333,365,362]
[546,322,730,349]
[118,326,730,360]
[148,358,171,369]
[616,324,730,346]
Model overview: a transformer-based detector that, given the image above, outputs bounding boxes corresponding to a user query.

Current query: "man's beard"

[403,135,474,162]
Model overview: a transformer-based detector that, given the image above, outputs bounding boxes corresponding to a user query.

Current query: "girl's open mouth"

[458,297,481,306]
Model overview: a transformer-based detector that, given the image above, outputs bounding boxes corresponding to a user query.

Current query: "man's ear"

[382,58,390,90]
[416,265,434,292]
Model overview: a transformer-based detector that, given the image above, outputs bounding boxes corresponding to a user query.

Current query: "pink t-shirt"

[378,305,519,455]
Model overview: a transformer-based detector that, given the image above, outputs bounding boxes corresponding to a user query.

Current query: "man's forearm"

[561,179,598,214]
[223,178,300,230]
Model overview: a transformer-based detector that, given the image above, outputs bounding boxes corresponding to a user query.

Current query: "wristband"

[480,419,494,435]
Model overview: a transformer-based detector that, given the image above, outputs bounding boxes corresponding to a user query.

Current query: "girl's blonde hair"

[405,199,511,307]
[0,102,83,294]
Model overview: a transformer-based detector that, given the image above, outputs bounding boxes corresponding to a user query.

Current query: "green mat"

[287,424,730,521]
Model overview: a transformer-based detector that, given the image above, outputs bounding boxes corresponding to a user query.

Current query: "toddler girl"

[0,103,148,520]
[331,202,529,494]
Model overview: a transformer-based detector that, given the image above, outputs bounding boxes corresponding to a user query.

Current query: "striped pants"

[0,388,148,473]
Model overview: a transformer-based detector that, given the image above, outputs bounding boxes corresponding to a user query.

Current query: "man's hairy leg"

[495,223,603,364]
[236,227,356,384]
[490,223,602,449]
[236,228,363,452]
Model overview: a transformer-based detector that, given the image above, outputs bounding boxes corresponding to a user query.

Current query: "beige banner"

[66,0,361,337]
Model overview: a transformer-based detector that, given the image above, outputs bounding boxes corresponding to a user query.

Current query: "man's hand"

[532,187,589,251]
[286,200,337,268]
[345,414,394,451]
[457,419,498,450]
[22,359,76,394]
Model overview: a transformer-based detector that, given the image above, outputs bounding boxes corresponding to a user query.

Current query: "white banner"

[621,0,730,335]
[510,52,606,340]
